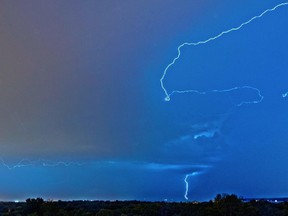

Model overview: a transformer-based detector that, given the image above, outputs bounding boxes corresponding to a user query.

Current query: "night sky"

[0,0,288,201]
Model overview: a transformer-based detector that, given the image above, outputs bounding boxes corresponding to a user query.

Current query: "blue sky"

[0,0,288,201]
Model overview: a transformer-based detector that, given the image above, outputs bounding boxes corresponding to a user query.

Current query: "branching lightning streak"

[160,2,288,103]
[170,86,264,106]
[184,172,200,200]
[0,158,34,170]
[0,158,83,170]
[41,160,84,167]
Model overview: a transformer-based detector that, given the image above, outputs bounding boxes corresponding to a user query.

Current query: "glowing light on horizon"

[160,2,288,104]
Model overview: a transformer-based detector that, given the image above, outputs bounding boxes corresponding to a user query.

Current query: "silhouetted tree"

[25,198,44,215]
[214,193,243,216]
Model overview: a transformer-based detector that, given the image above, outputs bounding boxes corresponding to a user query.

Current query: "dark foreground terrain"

[1,194,288,216]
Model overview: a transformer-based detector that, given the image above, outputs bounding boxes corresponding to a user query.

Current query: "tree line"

[1,193,288,216]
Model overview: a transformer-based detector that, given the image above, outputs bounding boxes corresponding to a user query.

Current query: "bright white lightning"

[184,172,200,200]
[193,130,217,140]
[160,2,288,103]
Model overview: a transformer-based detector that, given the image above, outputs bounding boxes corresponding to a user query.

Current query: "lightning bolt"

[184,172,200,200]
[0,158,34,170]
[0,158,84,170]
[160,2,288,103]
[41,160,84,167]
[170,86,264,106]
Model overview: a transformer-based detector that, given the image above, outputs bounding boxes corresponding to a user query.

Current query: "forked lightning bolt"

[160,2,288,200]
[160,2,288,103]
